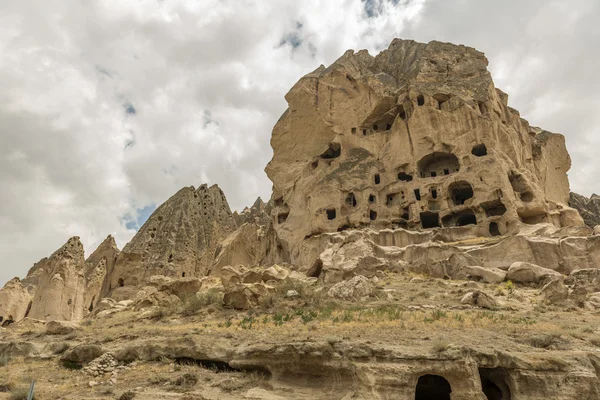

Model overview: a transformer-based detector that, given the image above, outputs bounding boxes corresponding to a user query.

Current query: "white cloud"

[1,0,599,285]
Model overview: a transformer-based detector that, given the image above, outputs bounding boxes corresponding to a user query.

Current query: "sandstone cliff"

[570,192,600,228]
[266,39,583,265]
[108,184,236,290]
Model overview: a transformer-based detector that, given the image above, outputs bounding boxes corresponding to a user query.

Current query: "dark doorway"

[326,209,336,220]
[489,222,501,237]
[118,278,125,288]
[420,212,440,229]
[415,374,451,400]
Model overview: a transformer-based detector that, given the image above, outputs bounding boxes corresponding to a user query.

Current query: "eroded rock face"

[233,197,272,227]
[266,38,582,265]
[86,235,120,310]
[570,192,600,228]
[27,237,88,322]
[108,184,236,289]
[0,278,32,326]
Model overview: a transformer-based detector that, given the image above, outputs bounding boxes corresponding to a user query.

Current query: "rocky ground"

[2,268,600,400]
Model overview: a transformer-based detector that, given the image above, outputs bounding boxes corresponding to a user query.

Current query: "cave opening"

[118,278,125,288]
[414,189,421,201]
[479,368,511,400]
[415,374,451,400]
[420,212,440,229]
[489,222,501,237]
[374,174,381,184]
[418,152,460,178]
[472,143,488,157]
[326,209,337,220]
[417,94,425,106]
[398,172,413,182]
[320,143,341,159]
[277,212,289,224]
[370,210,378,221]
[369,194,376,204]
[346,193,357,207]
[449,181,474,205]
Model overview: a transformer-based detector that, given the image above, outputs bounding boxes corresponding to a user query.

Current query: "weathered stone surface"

[28,237,87,321]
[0,278,31,326]
[46,320,83,335]
[266,38,582,266]
[211,223,269,275]
[108,184,236,289]
[85,235,120,309]
[233,197,272,227]
[327,275,374,300]
[61,344,104,365]
[460,290,497,309]
[463,265,506,284]
[507,262,562,285]
[540,279,568,303]
[222,283,274,310]
[570,192,600,228]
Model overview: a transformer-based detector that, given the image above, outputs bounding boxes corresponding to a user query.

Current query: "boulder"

[223,283,274,310]
[463,266,506,284]
[219,265,248,288]
[46,320,83,335]
[507,262,561,285]
[540,279,568,303]
[158,277,202,300]
[262,265,290,282]
[61,344,104,366]
[0,278,32,325]
[327,275,374,301]
[460,290,497,309]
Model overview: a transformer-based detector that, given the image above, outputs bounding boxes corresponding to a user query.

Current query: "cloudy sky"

[1,0,599,285]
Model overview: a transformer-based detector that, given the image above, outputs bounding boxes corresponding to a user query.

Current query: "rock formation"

[0,278,31,326]
[570,192,600,228]
[266,39,583,264]
[108,184,236,289]
[86,235,120,310]
[27,237,87,321]
[232,197,272,227]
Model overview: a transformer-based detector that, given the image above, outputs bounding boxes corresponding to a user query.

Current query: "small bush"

[432,339,449,353]
[0,354,11,367]
[10,387,31,400]
[589,335,600,347]
[180,289,223,316]
[528,333,561,349]
[172,372,199,389]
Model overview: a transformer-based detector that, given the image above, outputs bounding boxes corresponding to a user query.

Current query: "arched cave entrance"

[449,181,474,205]
[415,374,452,400]
[479,368,511,400]
[417,152,460,178]
[320,143,341,159]
[118,278,125,288]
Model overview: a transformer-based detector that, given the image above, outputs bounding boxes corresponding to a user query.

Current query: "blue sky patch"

[122,204,157,230]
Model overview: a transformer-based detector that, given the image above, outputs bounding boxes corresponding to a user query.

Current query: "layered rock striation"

[266,39,582,264]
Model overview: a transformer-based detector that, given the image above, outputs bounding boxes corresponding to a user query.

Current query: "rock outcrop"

[266,39,583,265]
[570,192,600,228]
[27,237,88,321]
[86,235,120,309]
[0,278,32,326]
[233,197,272,227]
[108,184,236,289]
